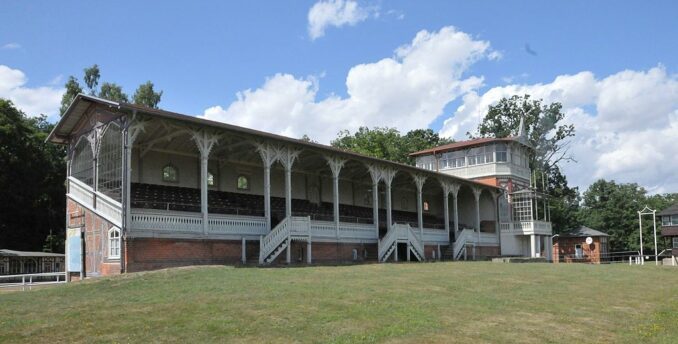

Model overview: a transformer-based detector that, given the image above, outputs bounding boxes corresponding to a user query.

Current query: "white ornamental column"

[367,165,382,237]
[413,174,427,239]
[192,130,219,235]
[256,143,276,232]
[382,169,397,233]
[326,156,346,238]
[440,181,451,236]
[472,187,482,244]
[452,185,460,234]
[279,146,300,219]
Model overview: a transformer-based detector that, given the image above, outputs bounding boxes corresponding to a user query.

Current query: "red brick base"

[125,237,258,272]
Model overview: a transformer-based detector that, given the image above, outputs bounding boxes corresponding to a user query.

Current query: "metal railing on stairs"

[259,216,311,264]
[453,229,475,260]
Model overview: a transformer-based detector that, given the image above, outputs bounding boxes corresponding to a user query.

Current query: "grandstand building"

[48,95,552,278]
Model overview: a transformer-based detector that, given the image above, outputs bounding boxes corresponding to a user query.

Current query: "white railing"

[68,177,122,226]
[309,221,376,240]
[208,214,267,236]
[68,176,94,208]
[290,216,311,237]
[453,229,475,260]
[96,191,122,225]
[0,272,67,291]
[378,224,400,262]
[407,227,424,261]
[423,228,449,244]
[441,163,531,181]
[259,217,291,264]
[130,210,203,233]
[500,221,552,235]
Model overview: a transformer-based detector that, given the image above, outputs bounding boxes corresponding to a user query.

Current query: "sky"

[1,0,677,193]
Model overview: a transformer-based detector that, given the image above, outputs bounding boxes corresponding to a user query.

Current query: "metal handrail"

[0,272,67,291]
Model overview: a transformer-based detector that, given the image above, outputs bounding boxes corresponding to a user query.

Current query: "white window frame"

[108,227,121,259]
[673,237,678,249]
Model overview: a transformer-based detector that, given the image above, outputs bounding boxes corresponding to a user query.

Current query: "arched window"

[98,124,123,201]
[72,136,94,187]
[207,171,215,187]
[108,227,120,259]
[237,175,249,190]
[162,164,178,183]
[423,201,430,212]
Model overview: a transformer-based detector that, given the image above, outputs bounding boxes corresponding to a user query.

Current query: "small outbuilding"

[0,249,65,275]
[552,226,609,264]
[659,204,678,250]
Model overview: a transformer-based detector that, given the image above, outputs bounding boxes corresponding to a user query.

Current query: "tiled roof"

[658,203,678,216]
[409,137,525,157]
[0,249,64,257]
[558,226,609,238]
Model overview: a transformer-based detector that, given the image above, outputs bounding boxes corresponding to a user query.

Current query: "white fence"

[0,272,67,291]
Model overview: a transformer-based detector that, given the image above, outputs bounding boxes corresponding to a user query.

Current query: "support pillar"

[279,147,300,219]
[121,115,144,273]
[473,187,482,244]
[531,234,537,258]
[307,240,312,264]
[383,169,396,233]
[453,188,459,234]
[326,157,346,239]
[192,131,219,236]
[367,165,382,238]
[413,174,426,240]
[256,143,276,232]
[241,237,247,264]
[286,238,291,264]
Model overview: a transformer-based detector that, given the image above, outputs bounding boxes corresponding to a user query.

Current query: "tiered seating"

[130,183,446,227]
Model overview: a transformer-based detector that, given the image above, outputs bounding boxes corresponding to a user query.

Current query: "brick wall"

[125,238,247,272]
[273,242,378,264]
[67,198,121,277]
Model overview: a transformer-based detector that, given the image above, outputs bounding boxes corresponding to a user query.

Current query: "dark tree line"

[0,64,163,252]
[0,99,66,252]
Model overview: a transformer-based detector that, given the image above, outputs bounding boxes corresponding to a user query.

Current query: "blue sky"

[1,0,677,192]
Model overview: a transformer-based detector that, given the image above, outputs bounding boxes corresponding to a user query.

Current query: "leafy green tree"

[331,127,452,165]
[0,99,66,251]
[99,82,129,103]
[299,134,317,143]
[473,94,575,171]
[59,76,83,116]
[133,81,163,108]
[83,64,100,95]
[578,179,678,252]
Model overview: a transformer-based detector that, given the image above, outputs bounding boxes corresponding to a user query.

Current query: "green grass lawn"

[1,262,677,343]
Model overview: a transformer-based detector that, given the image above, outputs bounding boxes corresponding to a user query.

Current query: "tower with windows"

[410,120,553,259]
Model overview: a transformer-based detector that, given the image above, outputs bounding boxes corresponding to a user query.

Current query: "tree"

[473,94,575,171]
[472,94,579,233]
[133,81,163,109]
[578,180,648,252]
[0,99,66,251]
[331,127,452,165]
[299,134,317,143]
[59,76,83,116]
[99,82,129,103]
[83,64,100,95]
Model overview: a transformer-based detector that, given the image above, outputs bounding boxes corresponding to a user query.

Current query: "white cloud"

[0,65,64,117]
[203,26,494,143]
[307,0,372,40]
[1,42,21,50]
[440,66,678,192]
